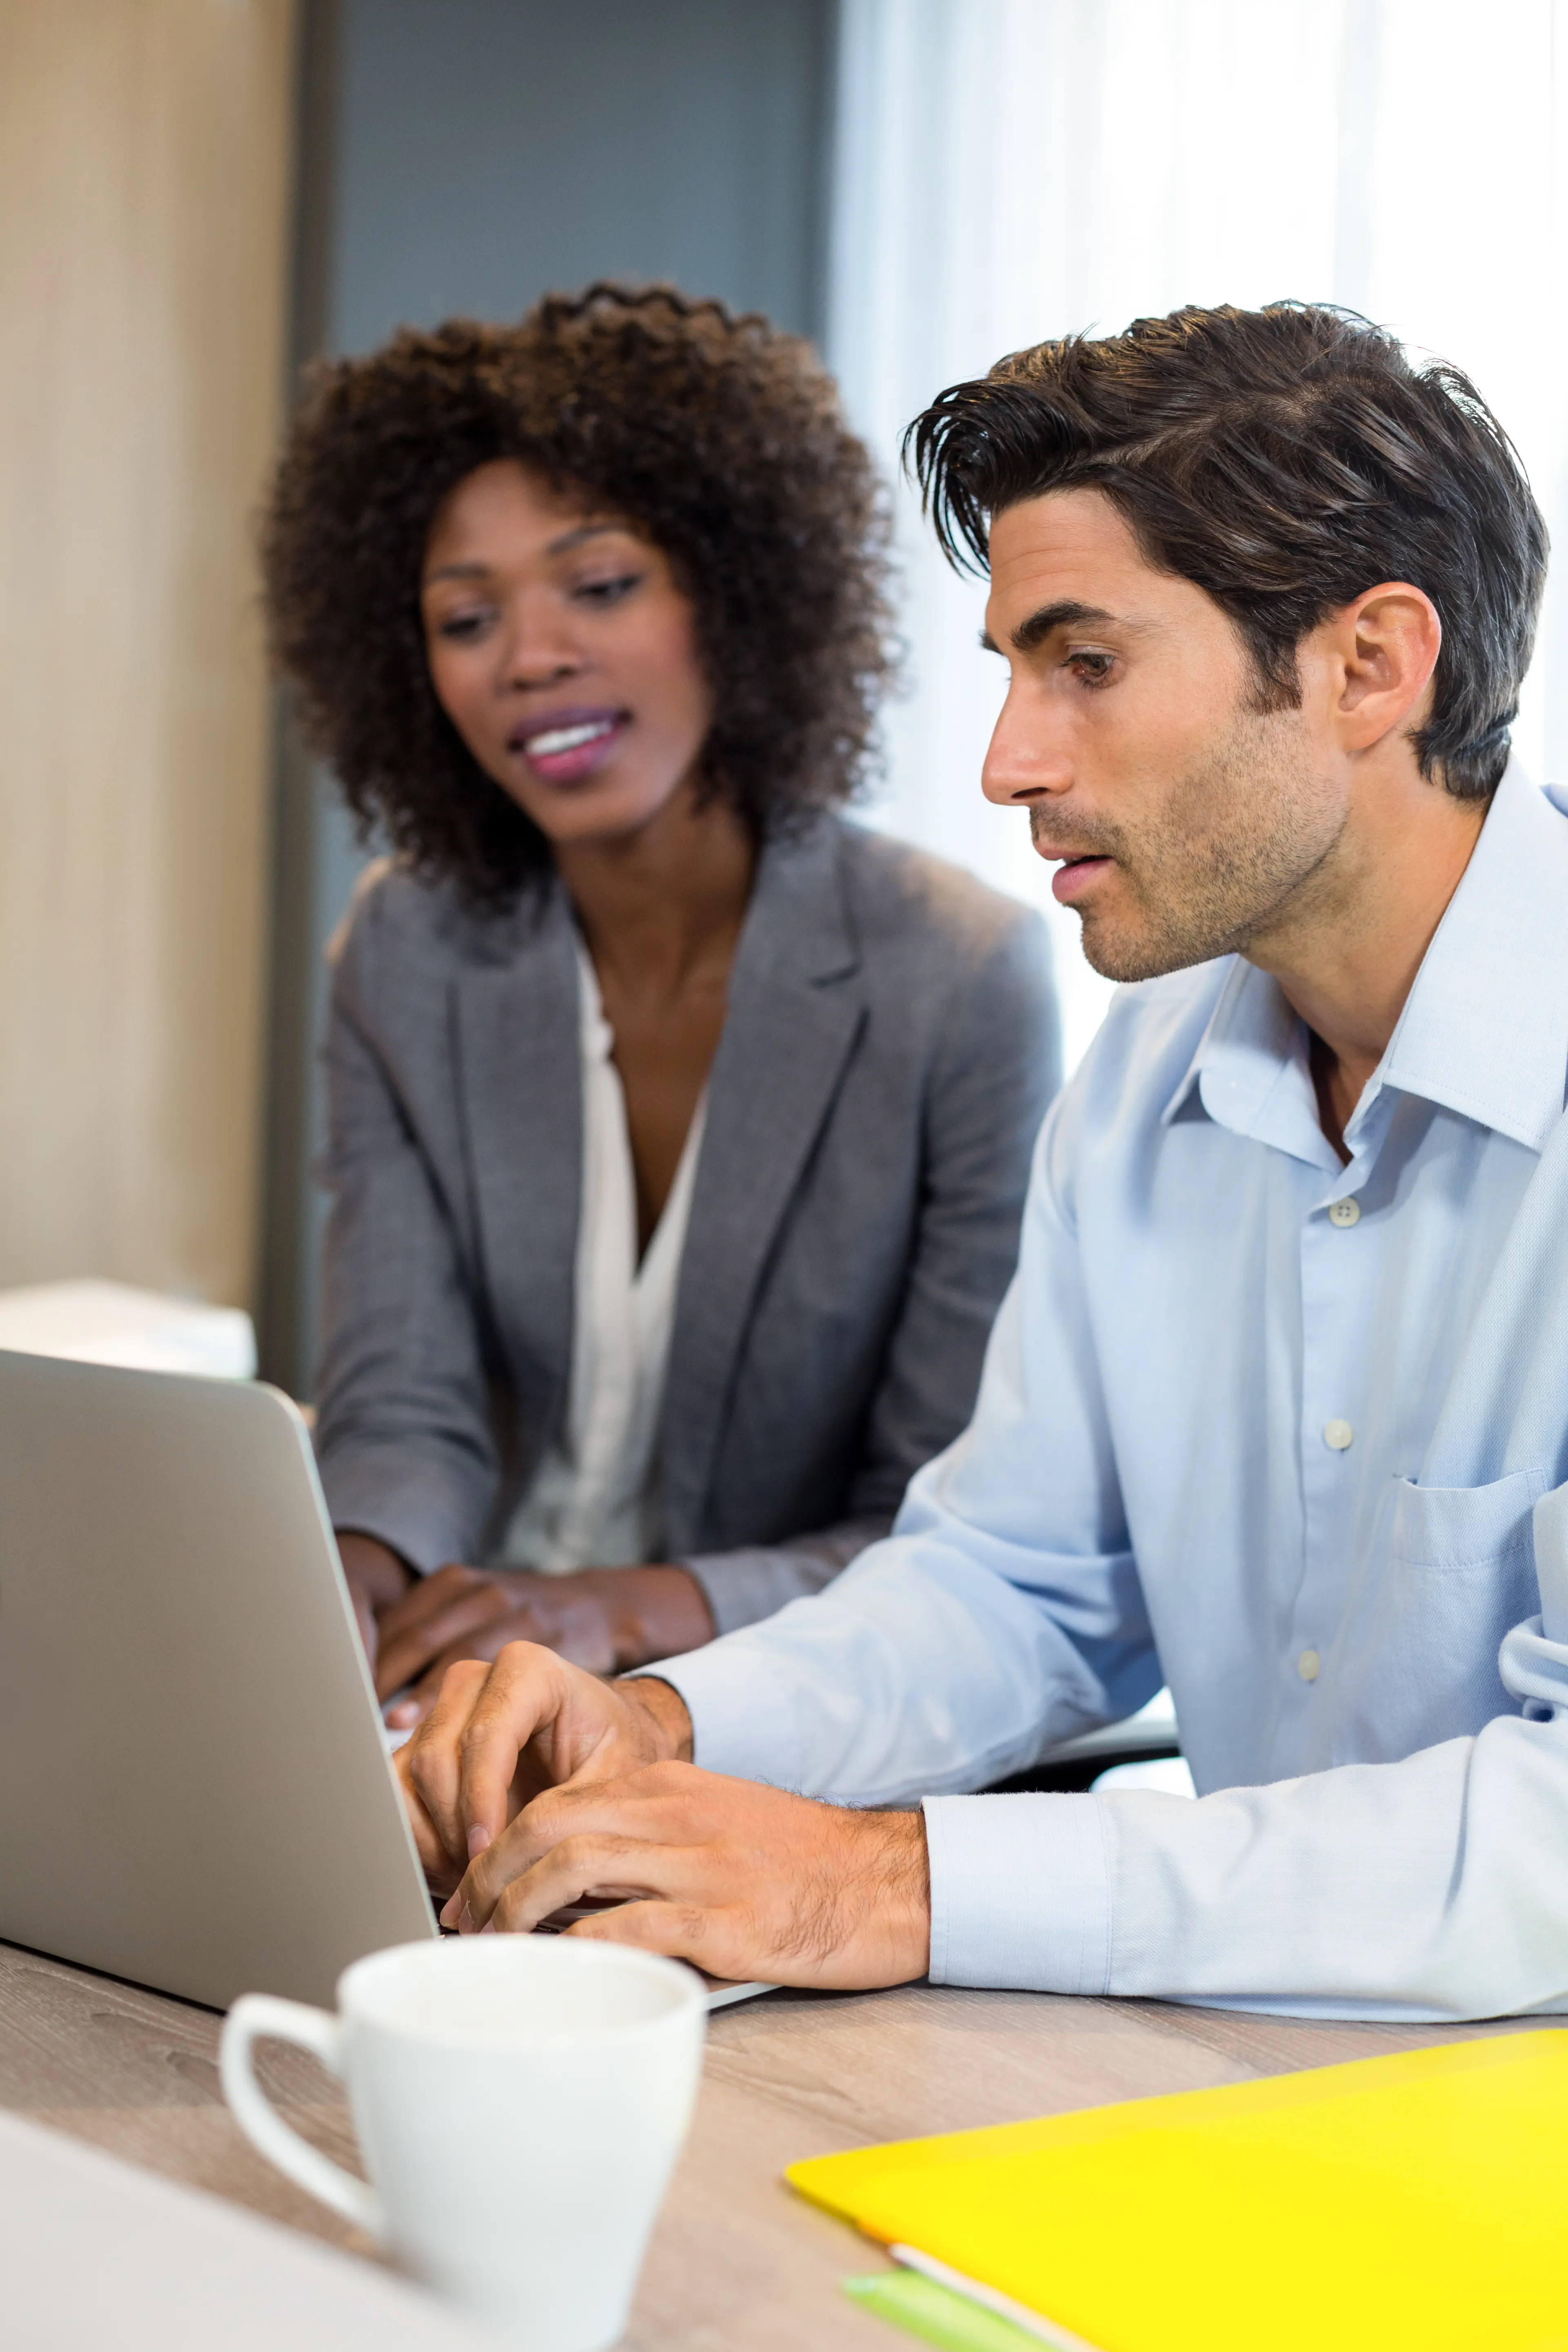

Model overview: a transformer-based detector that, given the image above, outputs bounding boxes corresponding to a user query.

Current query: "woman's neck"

[555,778,756,1003]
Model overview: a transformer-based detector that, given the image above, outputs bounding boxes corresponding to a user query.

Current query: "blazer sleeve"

[312,924,501,1574]
[681,909,1061,1636]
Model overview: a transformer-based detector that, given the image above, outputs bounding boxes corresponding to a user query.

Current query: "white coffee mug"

[220,1937,706,2352]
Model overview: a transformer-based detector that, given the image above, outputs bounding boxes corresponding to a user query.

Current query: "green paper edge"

[844,2270,1045,2352]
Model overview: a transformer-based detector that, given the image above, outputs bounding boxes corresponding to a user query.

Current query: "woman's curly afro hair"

[263,283,896,906]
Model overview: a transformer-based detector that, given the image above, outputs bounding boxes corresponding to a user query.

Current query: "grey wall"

[332,0,832,350]
[260,0,837,1394]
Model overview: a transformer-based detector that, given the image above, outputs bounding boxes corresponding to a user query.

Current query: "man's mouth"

[1044,851,1116,906]
[510,708,628,784]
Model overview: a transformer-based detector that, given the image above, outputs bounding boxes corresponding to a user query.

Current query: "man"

[398,302,1568,2020]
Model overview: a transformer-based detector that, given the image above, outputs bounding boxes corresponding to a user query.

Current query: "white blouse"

[499,944,704,1574]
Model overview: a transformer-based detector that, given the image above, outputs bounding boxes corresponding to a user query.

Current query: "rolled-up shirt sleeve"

[651,1116,1163,1800]
[648,1043,1568,2020]
[664,1520,1568,2020]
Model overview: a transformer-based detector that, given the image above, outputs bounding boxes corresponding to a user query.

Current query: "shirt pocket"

[1388,1470,1547,1571]
[1341,1469,1548,1761]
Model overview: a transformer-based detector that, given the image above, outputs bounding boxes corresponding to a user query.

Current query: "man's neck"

[1244,759,1491,1160]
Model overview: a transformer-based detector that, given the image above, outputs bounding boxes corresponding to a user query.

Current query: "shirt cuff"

[922,1792,1113,1993]
[630,1637,804,1788]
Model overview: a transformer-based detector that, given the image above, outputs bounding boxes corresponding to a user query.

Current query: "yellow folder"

[788,2028,1568,2352]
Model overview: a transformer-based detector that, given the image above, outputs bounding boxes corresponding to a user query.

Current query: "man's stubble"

[1039,707,1345,984]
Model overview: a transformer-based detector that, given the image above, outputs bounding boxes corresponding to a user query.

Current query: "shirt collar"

[1370,758,1568,1151]
[1162,759,1568,1156]
[1161,955,1336,1167]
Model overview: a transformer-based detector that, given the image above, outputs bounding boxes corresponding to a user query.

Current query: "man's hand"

[338,1531,415,1666]
[395,1639,693,1896]
[376,1564,716,1726]
[395,1639,931,1990]
[450,1763,932,1991]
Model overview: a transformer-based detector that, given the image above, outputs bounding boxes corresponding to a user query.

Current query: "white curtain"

[828,0,1568,1070]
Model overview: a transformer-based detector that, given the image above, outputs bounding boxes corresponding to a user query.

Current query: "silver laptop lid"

[0,1350,436,2009]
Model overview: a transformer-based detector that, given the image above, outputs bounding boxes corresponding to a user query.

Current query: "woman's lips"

[512,710,628,786]
[1051,854,1114,904]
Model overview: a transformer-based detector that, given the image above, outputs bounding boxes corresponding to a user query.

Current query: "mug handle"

[220,1993,384,2237]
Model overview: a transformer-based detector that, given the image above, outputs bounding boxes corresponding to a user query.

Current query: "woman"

[263,285,1059,1726]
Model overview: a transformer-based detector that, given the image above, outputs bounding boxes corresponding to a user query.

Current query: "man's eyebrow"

[1009,599,1121,654]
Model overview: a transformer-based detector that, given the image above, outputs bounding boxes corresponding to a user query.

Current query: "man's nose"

[981,684,1071,808]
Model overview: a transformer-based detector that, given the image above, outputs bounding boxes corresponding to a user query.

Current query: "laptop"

[0,1350,768,2011]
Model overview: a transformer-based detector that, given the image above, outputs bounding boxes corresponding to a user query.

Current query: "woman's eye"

[1067,650,1115,685]
[573,571,644,606]
[435,610,491,643]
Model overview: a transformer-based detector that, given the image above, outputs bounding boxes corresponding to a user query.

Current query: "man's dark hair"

[263,285,894,904]
[907,302,1547,799]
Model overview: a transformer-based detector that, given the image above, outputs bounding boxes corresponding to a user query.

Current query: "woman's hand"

[395,1641,693,1895]
[376,1563,716,1727]
[337,1532,415,1667]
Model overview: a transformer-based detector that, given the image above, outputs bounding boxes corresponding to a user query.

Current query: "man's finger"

[566,1898,746,1978]
[455,1641,589,1856]
[478,1831,712,1936]
[402,1658,492,1868]
[394,1746,463,1895]
[459,1762,705,1910]
[450,1764,710,1924]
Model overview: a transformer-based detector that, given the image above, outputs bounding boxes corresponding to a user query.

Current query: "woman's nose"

[499,596,583,690]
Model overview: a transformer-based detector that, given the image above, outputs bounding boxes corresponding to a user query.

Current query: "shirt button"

[1323,1418,1354,1451]
[1328,1198,1361,1227]
[1298,1648,1321,1682]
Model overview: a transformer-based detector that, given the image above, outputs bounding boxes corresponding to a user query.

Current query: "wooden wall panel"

[0,0,296,1308]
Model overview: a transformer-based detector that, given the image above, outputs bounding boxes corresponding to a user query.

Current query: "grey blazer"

[314,817,1060,1634]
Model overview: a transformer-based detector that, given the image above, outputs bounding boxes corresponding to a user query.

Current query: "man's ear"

[1323,581,1442,753]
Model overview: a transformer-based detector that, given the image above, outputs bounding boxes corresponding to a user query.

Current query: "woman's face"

[420,459,715,847]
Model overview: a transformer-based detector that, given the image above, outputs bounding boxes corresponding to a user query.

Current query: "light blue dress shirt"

[659,760,1568,2020]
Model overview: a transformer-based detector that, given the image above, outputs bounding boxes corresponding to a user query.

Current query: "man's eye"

[574,572,644,606]
[1068,650,1115,684]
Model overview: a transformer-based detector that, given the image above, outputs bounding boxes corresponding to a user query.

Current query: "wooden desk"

[0,1937,1531,2350]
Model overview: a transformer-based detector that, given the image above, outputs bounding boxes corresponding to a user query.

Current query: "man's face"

[982,488,1348,981]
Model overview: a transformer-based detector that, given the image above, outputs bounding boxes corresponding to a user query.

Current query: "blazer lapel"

[452,886,581,1443]
[660,822,864,1549]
